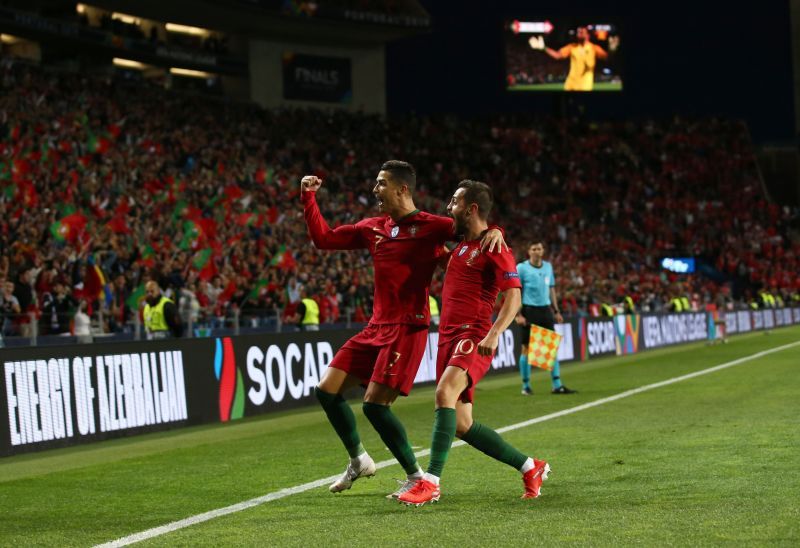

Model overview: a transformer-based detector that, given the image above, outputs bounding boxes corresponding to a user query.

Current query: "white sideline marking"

[97,340,800,547]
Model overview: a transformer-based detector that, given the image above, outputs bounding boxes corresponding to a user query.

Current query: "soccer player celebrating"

[301,162,507,498]
[398,180,550,506]
[516,241,575,395]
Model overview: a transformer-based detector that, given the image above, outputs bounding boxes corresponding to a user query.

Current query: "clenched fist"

[301,175,322,192]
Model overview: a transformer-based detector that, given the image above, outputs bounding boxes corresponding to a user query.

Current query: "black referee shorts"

[520,305,555,345]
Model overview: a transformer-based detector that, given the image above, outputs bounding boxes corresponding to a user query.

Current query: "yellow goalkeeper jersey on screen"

[560,42,598,91]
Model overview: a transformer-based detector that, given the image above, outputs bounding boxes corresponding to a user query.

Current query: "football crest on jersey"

[409,225,418,236]
[467,249,480,265]
[458,245,468,256]
[390,226,400,238]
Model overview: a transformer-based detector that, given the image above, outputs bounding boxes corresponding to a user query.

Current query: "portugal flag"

[50,212,88,243]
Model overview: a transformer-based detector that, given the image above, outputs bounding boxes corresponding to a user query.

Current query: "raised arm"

[529,36,566,60]
[301,175,367,251]
[594,44,609,61]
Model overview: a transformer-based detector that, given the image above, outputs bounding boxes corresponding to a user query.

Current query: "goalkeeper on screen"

[529,26,611,91]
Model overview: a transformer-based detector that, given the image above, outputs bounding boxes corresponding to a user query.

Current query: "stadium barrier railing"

[0,307,371,349]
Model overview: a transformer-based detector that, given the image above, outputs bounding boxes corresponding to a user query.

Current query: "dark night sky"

[386,1,795,141]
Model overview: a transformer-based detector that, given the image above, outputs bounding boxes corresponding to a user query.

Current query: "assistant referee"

[515,241,576,395]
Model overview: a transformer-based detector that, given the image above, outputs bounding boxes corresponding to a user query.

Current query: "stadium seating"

[0,57,797,338]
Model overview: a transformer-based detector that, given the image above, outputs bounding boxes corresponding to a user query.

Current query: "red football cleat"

[397,479,440,506]
[521,459,550,499]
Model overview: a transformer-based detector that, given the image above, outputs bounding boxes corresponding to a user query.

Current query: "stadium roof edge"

[83,0,431,45]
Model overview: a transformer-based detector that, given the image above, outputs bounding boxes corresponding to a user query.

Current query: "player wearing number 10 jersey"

[301,162,507,498]
[399,180,550,506]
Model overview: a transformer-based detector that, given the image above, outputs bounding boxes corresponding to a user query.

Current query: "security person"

[668,286,685,313]
[759,290,776,309]
[623,295,636,315]
[143,281,182,339]
[295,287,320,331]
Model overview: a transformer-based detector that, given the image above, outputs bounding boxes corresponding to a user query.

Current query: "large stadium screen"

[504,18,623,92]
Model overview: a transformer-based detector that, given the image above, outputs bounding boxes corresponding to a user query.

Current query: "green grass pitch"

[1,326,798,546]
[508,82,623,92]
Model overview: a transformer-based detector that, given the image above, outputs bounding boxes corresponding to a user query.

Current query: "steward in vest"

[296,287,320,331]
[623,296,635,314]
[759,291,776,309]
[143,281,182,339]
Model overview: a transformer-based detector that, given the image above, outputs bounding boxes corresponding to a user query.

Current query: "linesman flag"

[527,324,562,371]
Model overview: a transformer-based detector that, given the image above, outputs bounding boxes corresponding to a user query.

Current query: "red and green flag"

[192,248,213,270]
[138,244,156,268]
[217,280,237,304]
[50,212,88,243]
[248,279,269,300]
[270,244,296,271]
[126,284,146,310]
[194,248,217,281]
[171,200,189,223]
[236,213,259,227]
[179,220,202,250]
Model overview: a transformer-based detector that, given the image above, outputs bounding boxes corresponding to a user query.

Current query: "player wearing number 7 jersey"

[398,180,550,506]
[301,161,508,499]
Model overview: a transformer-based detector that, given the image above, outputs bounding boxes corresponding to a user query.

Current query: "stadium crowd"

[0,56,798,337]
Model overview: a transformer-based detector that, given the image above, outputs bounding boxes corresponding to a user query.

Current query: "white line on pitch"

[96,340,800,547]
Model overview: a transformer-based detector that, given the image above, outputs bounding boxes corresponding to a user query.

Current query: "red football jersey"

[302,192,454,325]
[439,236,522,338]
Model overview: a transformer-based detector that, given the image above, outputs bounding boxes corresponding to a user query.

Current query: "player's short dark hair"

[457,179,493,219]
[380,160,416,191]
[529,240,545,247]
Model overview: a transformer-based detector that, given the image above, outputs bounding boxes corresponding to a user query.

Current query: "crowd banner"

[1,326,520,457]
